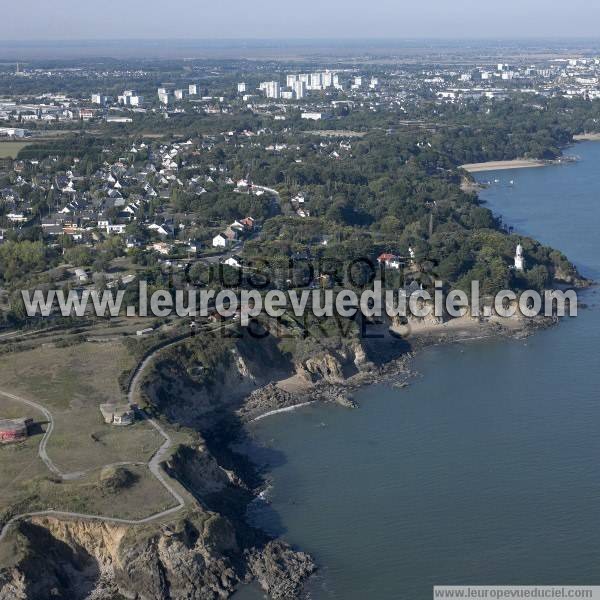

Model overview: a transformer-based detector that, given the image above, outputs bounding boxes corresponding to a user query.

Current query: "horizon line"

[2,36,600,44]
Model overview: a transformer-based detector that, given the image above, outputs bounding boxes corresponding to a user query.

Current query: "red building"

[0,418,32,443]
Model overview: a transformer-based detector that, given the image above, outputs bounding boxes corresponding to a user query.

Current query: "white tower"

[514,243,525,271]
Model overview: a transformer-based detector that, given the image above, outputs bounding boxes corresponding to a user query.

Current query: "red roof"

[377,253,397,263]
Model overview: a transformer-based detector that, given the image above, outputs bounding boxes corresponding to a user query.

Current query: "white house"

[223,256,242,269]
[7,213,27,223]
[301,112,328,121]
[106,223,127,235]
[230,221,245,232]
[99,403,135,426]
[147,222,173,237]
[212,234,228,248]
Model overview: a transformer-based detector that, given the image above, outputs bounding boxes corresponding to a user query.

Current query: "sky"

[3,0,600,41]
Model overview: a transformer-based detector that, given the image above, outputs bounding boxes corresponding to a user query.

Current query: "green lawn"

[0,141,32,158]
[0,342,164,471]
[0,339,189,552]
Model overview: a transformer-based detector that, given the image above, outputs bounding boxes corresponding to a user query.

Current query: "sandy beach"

[460,159,547,173]
[574,133,600,141]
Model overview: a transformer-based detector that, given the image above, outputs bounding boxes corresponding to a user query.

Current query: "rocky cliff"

[0,328,373,600]
[0,442,315,600]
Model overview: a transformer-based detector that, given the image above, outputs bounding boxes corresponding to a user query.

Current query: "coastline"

[460,159,549,173]
[573,133,600,141]
[460,135,600,174]
[232,137,596,594]
[250,401,317,423]
[241,314,556,425]
[4,144,595,600]
[229,313,559,598]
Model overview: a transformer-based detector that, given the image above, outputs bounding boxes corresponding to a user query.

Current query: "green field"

[0,141,31,158]
[0,340,189,542]
[0,342,168,471]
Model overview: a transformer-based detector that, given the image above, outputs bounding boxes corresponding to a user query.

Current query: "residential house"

[223,256,243,269]
[240,216,255,231]
[106,223,127,235]
[147,221,174,237]
[212,233,228,248]
[377,253,404,270]
[150,242,172,255]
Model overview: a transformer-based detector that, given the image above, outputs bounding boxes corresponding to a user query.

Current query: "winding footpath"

[0,336,192,545]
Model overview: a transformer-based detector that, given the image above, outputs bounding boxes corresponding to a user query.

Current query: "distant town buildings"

[1,54,600,285]
[118,90,144,106]
[288,71,344,91]
[118,90,143,107]
[158,89,172,105]
[91,94,109,105]
[106,116,133,123]
[301,112,327,120]
[293,80,306,99]
[260,81,281,99]
[258,70,349,101]
[0,127,29,138]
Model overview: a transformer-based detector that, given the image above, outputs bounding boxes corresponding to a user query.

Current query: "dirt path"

[0,337,192,544]
[0,317,242,544]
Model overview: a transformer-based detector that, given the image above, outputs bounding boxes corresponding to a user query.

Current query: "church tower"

[514,243,525,271]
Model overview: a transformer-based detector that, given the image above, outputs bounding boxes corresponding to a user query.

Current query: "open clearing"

[0,342,163,472]
[0,458,175,522]
[0,141,31,158]
[306,129,367,138]
[0,339,186,538]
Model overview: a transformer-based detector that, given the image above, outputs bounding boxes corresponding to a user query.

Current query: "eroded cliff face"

[0,443,315,600]
[142,330,298,430]
[0,512,239,600]
[143,329,373,428]
[0,475,308,598]
[298,343,366,383]
[0,330,362,600]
